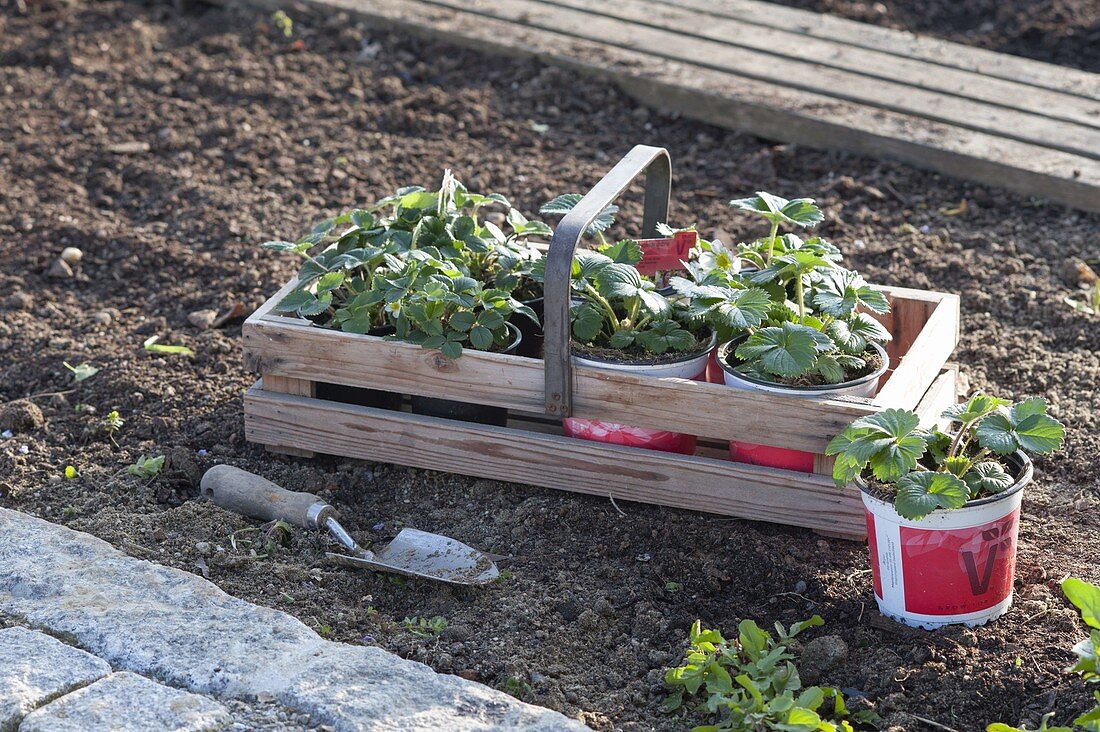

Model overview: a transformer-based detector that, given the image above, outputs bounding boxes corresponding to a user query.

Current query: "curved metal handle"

[543,145,672,416]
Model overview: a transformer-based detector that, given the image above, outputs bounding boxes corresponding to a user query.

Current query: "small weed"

[63,362,99,382]
[143,336,193,356]
[228,519,293,559]
[403,616,447,638]
[318,624,332,637]
[665,581,681,593]
[64,465,77,479]
[127,454,165,479]
[103,410,124,447]
[271,10,293,37]
[664,617,877,730]
[500,676,533,701]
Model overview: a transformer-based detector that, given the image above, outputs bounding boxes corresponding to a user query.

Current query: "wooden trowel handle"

[200,465,334,529]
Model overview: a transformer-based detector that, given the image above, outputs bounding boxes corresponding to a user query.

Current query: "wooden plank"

[914,366,959,430]
[261,0,1100,211]
[426,0,1100,159]
[245,313,878,452]
[656,0,1100,100]
[873,294,960,409]
[245,385,867,538]
[260,375,317,457]
[540,0,1100,131]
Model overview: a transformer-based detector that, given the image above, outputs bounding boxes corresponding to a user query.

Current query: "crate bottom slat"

[244,382,867,540]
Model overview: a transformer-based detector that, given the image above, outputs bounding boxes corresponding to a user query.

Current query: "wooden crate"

[243,147,960,540]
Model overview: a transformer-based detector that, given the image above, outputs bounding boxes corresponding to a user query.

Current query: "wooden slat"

[542,0,1100,131]
[245,385,867,538]
[261,375,317,457]
[245,314,877,452]
[914,366,959,430]
[657,0,1100,100]
[873,294,960,409]
[425,0,1100,159]
[259,0,1100,211]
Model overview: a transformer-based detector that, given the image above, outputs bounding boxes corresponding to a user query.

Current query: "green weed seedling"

[664,617,876,731]
[988,577,1099,731]
[127,454,165,479]
[403,616,447,638]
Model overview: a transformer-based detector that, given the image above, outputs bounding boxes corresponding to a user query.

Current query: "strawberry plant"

[827,393,1065,519]
[260,172,546,355]
[538,241,708,358]
[664,617,875,731]
[676,230,890,385]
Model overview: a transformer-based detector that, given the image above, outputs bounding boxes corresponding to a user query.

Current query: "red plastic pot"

[860,453,1031,629]
[716,337,889,473]
[563,334,715,454]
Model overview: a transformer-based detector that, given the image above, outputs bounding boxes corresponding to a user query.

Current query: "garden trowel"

[200,465,499,585]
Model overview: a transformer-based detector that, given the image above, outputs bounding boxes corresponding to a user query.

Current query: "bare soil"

[1,2,1099,730]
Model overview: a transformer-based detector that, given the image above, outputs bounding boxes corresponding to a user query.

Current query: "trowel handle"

[200,465,335,529]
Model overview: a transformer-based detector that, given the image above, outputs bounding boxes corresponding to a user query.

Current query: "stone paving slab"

[19,671,230,732]
[0,626,112,732]
[0,508,587,731]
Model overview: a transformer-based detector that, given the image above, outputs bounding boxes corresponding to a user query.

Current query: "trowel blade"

[325,528,499,585]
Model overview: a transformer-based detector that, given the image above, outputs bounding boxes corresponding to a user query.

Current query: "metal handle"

[200,465,334,529]
[542,145,673,416]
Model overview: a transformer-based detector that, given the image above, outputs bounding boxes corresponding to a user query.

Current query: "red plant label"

[636,231,697,275]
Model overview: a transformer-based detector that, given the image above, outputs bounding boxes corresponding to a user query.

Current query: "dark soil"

[2,2,1099,731]
[778,0,1100,73]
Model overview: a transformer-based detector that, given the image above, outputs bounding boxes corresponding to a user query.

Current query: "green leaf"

[1062,577,1100,630]
[64,465,77,479]
[895,472,968,520]
[440,340,462,360]
[142,336,194,356]
[813,268,890,317]
[963,461,1014,497]
[571,304,604,342]
[852,408,920,438]
[598,239,643,265]
[707,288,773,330]
[469,325,494,350]
[127,454,165,479]
[63,361,99,382]
[736,323,826,378]
[729,192,823,228]
[943,393,1010,424]
[976,398,1065,455]
[738,620,769,661]
[540,193,618,237]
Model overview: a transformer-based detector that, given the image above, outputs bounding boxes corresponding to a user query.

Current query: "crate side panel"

[244,387,866,537]
[244,317,878,452]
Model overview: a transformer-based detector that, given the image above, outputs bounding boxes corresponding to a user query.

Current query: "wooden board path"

[251,0,1100,212]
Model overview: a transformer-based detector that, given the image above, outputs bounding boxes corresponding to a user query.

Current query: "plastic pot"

[316,326,403,411]
[563,333,716,454]
[410,323,522,427]
[716,336,890,472]
[860,452,1031,630]
[509,296,544,359]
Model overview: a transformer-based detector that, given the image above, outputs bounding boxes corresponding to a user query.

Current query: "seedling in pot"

[677,236,890,386]
[827,393,1065,519]
[260,171,546,354]
[536,242,707,359]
